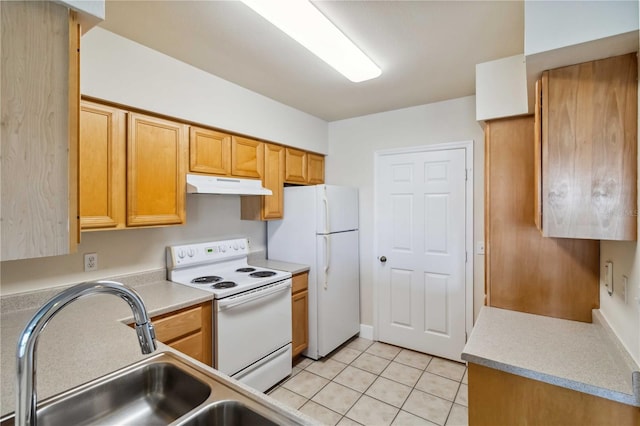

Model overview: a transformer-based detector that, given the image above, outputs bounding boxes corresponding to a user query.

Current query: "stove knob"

[233,242,239,250]
[187,248,195,257]
[177,249,186,259]
[240,240,246,249]
[220,245,227,253]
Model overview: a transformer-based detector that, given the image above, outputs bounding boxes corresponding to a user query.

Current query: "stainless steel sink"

[1,352,306,426]
[178,401,279,426]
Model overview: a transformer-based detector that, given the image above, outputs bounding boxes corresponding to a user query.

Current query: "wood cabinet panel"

[241,143,284,220]
[291,272,309,358]
[189,127,231,175]
[468,363,640,425]
[127,112,188,227]
[79,102,126,230]
[291,271,309,294]
[533,77,543,232]
[285,148,308,184]
[147,302,212,365]
[1,1,78,260]
[485,116,599,322]
[542,53,637,240]
[169,332,204,363]
[307,153,325,184]
[231,136,263,178]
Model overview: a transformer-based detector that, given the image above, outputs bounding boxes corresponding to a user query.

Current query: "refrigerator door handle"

[323,191,330,234]
[324,235,330,289]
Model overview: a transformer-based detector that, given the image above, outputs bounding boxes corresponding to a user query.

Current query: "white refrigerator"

[267,185,360,360]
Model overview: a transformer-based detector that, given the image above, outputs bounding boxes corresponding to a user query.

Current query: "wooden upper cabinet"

[485,116,599,322]
[127,112,188,227]
[189,127,231,175]
[241,143,284,221]
[533,78,543,232]
[541,53,637,241]
[285,147,308,184]
[307,153,325,184]
[79,102,126,230]
[231,136,264,178]
[1,2,80,260]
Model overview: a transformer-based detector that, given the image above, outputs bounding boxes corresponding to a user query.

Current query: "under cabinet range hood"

[186,174,272,196]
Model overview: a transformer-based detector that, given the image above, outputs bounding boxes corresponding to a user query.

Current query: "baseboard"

[359,324,374,340]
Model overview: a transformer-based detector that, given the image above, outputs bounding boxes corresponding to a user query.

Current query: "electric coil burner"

[250,271,277,278]
[211,281,237,289]
[191,276,222,284]
[236,267,256,273]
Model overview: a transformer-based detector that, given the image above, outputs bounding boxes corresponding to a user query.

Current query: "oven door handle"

[217,280,292,310]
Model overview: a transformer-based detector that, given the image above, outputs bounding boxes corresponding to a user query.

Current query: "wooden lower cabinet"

[147,302,212,365]
[291,272,309,358]
[485,116,600,322]
[468,363,640,425]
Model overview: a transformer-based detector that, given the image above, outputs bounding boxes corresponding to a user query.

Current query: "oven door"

[214,279,292,377]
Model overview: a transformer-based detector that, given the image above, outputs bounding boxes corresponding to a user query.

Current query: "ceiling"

[99,1,524,122]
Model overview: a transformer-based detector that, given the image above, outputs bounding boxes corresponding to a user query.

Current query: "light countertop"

[462,306,640,407]
[0,272,318,424]
[249,258,310,275]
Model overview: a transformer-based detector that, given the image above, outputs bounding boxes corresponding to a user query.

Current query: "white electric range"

[167,238,292,392]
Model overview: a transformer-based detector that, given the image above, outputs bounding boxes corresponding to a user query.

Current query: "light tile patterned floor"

[267,338,468,426]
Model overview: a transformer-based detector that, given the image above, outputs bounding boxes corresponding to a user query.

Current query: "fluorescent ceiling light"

[241,0,381,83]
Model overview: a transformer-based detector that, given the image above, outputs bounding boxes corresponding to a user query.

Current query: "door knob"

[379,256,387,263]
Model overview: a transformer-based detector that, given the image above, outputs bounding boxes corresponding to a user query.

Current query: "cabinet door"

[1,2,79,260]
[543,53,637,240]
[189,127,231,175]
[285,148,307,184]
[231,136,263,178]
[307,153,325,184]
[263,143,285,219]
[241,143,284,220]
[485,116,599,322]
[79,102,126,230]
[292,289,309,358]
[147,303,212,365]
[127,113,188,227]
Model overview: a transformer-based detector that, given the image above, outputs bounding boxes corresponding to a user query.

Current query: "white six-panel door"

[376,148,467,361]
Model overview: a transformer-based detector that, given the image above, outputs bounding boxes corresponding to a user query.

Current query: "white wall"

[326,96,485,327]
[81,28,328,154]
[524,1,638,56]
[1,27,330,296]
[598,29,640,365]
[0,196,265,295]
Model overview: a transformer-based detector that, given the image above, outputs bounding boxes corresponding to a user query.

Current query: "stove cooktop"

[166,239,291,298]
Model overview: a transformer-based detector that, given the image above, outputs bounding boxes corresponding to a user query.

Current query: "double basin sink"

[0,352,304,426]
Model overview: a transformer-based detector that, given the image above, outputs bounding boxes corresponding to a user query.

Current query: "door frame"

[372,140,475,345]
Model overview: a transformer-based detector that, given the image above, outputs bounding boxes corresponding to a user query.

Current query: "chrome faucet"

[15,281,157,426]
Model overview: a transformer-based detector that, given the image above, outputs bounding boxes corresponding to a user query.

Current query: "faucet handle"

[135,322,157,354]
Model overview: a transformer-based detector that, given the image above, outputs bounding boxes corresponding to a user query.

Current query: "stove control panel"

[167,238,249,268]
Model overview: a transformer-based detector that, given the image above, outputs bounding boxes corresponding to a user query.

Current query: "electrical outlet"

[476,241,485,255]
[84,253,98,272]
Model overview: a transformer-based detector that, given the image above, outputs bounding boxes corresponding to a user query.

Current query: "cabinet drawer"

[169,331,204,363]
[292,272,308,294]
[152,305,202,342]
